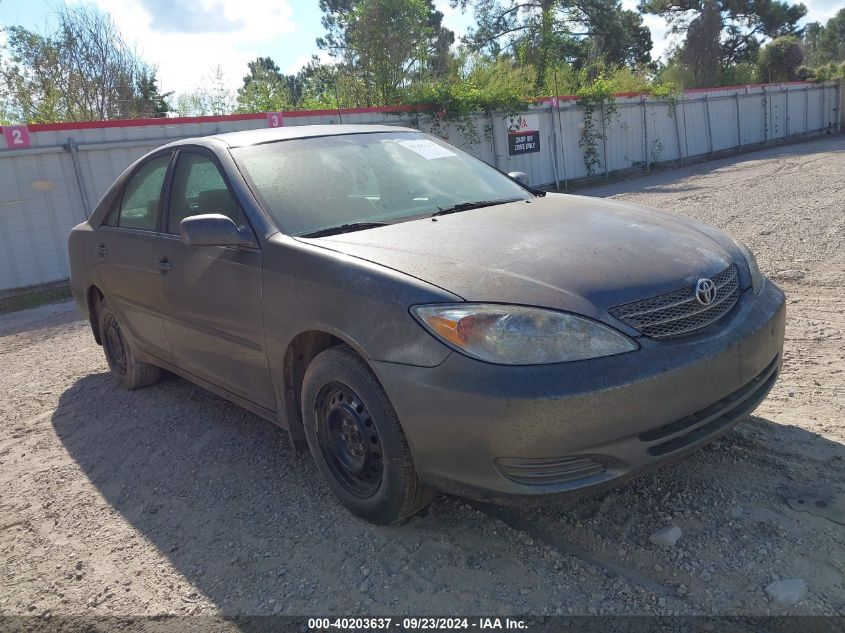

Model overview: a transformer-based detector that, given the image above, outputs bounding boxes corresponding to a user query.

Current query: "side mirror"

[508,171,529,186]
[180,214,254,247]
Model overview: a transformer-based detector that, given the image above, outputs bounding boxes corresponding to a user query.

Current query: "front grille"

[640,355,779,457]
[608,264,740,339]
[495,456,606,486]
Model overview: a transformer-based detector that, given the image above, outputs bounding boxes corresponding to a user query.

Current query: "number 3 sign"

[3,125,32,149]
[266,112,284,128]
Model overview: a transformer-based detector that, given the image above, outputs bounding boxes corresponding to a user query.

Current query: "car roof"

[205,124,419,149]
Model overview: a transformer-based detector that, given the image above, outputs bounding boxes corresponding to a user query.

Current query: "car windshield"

[230,131,532,237]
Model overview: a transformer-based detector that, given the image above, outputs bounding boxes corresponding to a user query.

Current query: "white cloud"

[434,0,472,37]
[78,0,295,93]
[643,14,675,60]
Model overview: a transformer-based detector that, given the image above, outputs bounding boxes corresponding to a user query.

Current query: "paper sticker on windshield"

[398,139,455,160]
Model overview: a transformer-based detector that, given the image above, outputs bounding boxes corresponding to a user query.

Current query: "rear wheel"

[301,345,432,524]
[98,298,160,390]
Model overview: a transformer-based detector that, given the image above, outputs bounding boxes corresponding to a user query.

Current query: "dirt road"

[1,135,843,618]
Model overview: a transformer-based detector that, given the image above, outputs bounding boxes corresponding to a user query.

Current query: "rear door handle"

[96,243,107,256]
[156,257,172,274]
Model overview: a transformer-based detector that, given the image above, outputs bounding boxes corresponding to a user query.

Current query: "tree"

[238,56,312,110]
[0,4,164,122]
[242,57,283,86]
[802,9,845,67]
[133,69,172,118]
[173,66,234,116]
[236,62,291,113]
[297,55,344,108]
[317,0,455,105]
[758,35,803,82]
[454,0,653,88]
[640,0,807,87]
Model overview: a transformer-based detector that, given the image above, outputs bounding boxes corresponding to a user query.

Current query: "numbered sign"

[3,125,31,149]
[266,112,284,128]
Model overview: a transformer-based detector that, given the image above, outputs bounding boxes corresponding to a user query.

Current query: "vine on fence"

[650,82,679,117]
[576,76,618,176]
[404,82,527,148]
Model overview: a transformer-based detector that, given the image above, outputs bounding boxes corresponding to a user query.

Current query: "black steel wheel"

[301,345,433,524]
[103,313,128,377]
[96,297,161,390]
[315,383,383,497]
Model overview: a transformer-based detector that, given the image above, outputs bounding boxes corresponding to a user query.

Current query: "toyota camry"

[68,125,785,524]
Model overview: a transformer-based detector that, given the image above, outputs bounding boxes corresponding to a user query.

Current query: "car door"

[93,152,173,362]
[156,148,276,410]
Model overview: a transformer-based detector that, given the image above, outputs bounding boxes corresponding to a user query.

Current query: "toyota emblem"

[695,278,717,305]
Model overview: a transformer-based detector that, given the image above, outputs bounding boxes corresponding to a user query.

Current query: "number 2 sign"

[3,125,32,149]
[266,112,284,128]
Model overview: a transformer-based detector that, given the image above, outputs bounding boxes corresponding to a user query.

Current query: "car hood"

[299,194,734,324]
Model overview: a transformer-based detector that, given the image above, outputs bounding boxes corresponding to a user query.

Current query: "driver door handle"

[156,257,172,274]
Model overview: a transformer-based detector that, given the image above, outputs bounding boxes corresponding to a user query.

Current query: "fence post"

[837,79,843,132]
[555,99,569,189]
[673,98,684,163]
[600,102,609,179]
[704,95,714,154]
[784,86,790,138]
[488,111,500,170]
[549,132,560,191]
[65,137,91,220]
[804,85,810,134]
[641,96,649,171]
[762,86,768,142]
[820,84,825,132]
[734,92,743,151]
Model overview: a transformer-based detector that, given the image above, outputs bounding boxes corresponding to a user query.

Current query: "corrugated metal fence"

[0,80,841,295]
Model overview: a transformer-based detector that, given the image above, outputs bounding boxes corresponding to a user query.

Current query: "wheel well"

[87,286,104,345]
[283,331,344,444]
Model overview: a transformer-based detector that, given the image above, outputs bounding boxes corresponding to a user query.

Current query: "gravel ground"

[1,134,844,619]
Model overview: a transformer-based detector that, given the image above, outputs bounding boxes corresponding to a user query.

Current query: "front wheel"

[301,345,432,524]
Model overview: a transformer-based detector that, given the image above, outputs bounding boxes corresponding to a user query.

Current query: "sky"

[0,0,841,97]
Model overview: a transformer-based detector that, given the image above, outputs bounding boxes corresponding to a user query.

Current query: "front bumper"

[372,280,786,502]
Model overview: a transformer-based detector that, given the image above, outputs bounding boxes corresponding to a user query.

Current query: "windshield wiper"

[431,198,522,217]
[300,222,389,238]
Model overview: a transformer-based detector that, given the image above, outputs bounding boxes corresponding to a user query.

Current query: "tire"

[97,297,161,390]
[301,345,432,524]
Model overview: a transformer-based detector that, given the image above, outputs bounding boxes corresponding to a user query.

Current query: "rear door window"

[117,155,170,231]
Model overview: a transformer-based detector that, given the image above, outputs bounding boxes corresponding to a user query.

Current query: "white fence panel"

[709,96,741,151]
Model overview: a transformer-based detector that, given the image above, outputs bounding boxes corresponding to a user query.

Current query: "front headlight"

[412,304,638,365]
[733,238,764,294]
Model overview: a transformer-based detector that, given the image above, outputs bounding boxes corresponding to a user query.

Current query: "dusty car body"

[68,125,785,523]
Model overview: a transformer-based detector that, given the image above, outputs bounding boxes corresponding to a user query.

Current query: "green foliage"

[802,9,845,67]
[0,4,168,123]
[575,69,619,176]
[804,61,845,82]
[173,66,234,117]
[757,35,804,82]
[719,62,757,85]
[236,61,291,113]
[403,56,535,145]
[457,0,653,89]
[640,0,807,88]
[317,0,453,106]
[134,70,172,118]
